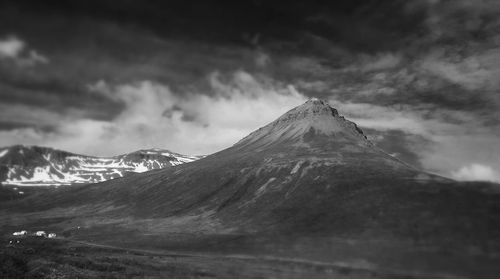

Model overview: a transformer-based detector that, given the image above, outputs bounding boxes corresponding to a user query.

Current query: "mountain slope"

[0,146,202,186]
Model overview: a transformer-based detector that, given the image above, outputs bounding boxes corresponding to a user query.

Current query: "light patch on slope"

[255,177,277,197]
[134,163,149,173]
[30,166,57,182]
[0,149,8,158]
[291,161,304,174]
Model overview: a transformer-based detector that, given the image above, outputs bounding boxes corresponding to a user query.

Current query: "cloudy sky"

[0,0,499,182]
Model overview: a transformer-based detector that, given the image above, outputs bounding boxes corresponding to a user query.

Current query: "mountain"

[0,145,202,186]
[5,99,497,232]
[1,99,499,278]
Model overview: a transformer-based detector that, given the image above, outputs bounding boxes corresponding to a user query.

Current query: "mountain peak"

[305,97,330,106]
[275,98,339,123]
[235,99,369,149]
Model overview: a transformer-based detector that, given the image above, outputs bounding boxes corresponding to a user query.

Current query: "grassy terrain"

[1,231,499,279]
[0,235,397,279]
[0,185,60,202]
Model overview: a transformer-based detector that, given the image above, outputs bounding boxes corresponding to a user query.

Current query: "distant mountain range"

[0,145,202,186]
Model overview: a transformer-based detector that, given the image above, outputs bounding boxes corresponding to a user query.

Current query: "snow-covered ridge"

[0,145,203,186]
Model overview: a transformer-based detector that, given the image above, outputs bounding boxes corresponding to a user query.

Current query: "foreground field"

[1,233,499,279]
[0,236,409,279]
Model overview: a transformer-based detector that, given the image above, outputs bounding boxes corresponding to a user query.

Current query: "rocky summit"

[235,98,370,150]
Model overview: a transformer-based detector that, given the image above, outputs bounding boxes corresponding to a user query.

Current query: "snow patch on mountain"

[0,146,203,186]
[0,149,8,158]
[290,161,304,174]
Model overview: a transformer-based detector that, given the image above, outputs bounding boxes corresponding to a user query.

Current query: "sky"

[0,0,499,182]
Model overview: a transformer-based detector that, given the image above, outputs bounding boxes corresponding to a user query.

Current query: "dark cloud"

[0,122,57,134]
[0,121,33,131]
[0,0,428,49]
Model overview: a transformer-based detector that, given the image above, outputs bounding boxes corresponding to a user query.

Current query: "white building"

[12,230,27,236]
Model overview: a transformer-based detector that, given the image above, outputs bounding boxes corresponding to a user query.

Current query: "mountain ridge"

[0,145,203,186]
